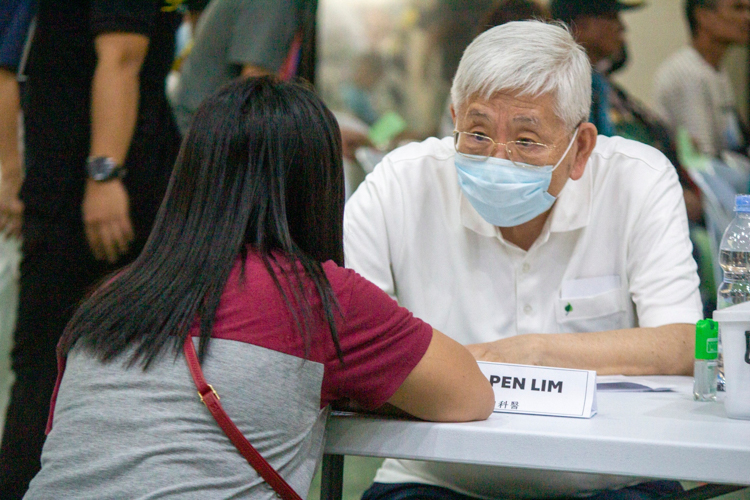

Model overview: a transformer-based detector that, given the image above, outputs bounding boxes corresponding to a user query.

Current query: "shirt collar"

[548,160,592,233]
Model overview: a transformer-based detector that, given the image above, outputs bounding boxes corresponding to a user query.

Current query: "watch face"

[87,157,125,181]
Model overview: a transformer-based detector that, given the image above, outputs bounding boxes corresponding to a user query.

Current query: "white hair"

[451,20,591,130]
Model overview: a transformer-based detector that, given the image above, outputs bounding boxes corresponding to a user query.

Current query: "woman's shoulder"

[231,251,404,325]
[322,260,385,305]
[321,260,365,310]
[232,252,376,310]
[322,260,356,286]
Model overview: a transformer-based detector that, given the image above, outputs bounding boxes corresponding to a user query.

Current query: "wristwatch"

[86,156,127,182]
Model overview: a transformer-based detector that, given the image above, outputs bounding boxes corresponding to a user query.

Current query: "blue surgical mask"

[454,129,578,227]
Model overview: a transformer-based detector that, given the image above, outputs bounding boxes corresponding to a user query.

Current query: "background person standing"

[654,0,750,157]
[0,1,182,497]
[0,0,36,239]
[170,0,318,135]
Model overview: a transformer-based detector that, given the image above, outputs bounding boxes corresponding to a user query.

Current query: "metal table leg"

[321,454,345,500]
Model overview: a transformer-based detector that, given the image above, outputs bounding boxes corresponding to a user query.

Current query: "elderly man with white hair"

[345,21,702,500]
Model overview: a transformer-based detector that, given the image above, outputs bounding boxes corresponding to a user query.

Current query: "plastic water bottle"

[716,195,750,392]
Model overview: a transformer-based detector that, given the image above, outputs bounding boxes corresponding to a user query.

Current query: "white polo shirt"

[343,135,703,498]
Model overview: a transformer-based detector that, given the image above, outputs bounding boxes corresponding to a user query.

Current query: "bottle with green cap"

[716,194,750,392]
[694,319,718,401]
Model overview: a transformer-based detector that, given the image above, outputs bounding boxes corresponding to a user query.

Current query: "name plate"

[478,361,597,418]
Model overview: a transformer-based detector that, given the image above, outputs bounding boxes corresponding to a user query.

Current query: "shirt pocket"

[556,276,626,333]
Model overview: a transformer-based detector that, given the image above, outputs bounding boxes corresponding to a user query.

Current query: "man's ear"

[450,104,457,126]
[569,122,597,181]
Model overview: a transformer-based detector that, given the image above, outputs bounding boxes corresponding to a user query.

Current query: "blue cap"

[735,195,750,213]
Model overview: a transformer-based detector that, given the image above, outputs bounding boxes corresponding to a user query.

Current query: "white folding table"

[320,376,750,499]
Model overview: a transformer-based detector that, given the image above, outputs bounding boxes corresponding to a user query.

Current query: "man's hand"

[466,335,546,366]
[0,172,24,238]
[82,178,134,263]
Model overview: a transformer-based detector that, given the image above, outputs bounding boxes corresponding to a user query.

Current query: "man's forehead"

[459,92,555,123]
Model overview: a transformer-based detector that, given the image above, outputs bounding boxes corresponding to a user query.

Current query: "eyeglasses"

[453,130,560,169]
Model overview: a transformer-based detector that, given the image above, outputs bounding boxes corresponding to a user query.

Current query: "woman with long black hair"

[25,77,493,499]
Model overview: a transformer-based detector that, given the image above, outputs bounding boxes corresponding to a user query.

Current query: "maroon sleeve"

[320,265,433,409]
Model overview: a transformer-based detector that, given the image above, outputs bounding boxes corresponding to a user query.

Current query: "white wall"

[613,0,689,108]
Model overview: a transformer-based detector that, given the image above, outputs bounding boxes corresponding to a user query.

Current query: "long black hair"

[60,77,345,367]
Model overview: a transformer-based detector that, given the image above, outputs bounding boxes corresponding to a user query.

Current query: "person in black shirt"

[0,0,36,238]
[0,1,182,497]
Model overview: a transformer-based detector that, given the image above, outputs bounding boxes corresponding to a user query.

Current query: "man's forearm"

[82,33,147,262]
[468,323,695,376]
[536,324,695,376]
[89,33,149,164]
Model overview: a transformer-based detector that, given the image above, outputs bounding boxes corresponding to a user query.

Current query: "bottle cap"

[734,195,750,213]
[695,319,718,360]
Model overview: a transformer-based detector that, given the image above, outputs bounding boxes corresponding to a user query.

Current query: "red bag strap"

[183,336,302,500]
[45,350,67,434]
[277,30,302,81]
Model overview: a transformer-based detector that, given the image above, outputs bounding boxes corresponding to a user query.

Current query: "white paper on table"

[596,375,686,392]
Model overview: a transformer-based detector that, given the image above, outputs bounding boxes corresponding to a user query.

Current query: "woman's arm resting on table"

[466,323,694,376]
[386,328,495,422]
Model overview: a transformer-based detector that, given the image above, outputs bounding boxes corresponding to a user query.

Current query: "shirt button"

[522,263,531,273]
[524,304,533,314]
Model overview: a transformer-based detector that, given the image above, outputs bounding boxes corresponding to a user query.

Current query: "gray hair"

[450,20,592,130]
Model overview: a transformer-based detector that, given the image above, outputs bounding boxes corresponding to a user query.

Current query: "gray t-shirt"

[28,341,328,500]
[171,0,299,134]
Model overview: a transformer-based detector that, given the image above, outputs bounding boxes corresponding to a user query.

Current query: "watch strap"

[86,156,127,182]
